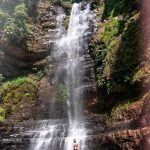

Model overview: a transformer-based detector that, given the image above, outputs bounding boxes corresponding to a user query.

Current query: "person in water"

[73,139,78,150]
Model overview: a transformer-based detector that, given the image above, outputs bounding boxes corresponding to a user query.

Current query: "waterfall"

[28,3,94,150]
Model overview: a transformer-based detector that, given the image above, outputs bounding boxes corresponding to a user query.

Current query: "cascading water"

[28,3,94,150]
[61,3,93,150]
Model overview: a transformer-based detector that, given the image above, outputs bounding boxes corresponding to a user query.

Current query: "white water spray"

[29,3,94,150]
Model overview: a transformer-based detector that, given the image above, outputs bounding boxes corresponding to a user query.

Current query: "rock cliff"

[0,0,150,150]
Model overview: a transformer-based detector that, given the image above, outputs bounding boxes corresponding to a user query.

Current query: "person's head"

[74,139,76,143]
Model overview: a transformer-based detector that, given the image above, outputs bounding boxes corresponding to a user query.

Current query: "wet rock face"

[0,122,30,150]
[0,136,29,150]
[36,77,67,119]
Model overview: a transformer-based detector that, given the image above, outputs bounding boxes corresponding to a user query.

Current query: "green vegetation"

[109,93,146,123]
[110,99,135,122]
[0,77,37,94]
[0,107,5,123]
[102,0,139,19]
[89,0,143,113]
[0,10,10,28]
[0,0,36,49]
[57,84,68,104]
[0,0,71,49]
[133,66,150,86]
[63,15,70,29]
[4,3,33,47]
[91,0,140,95]
[101,17,120,45]
[0,77,37,119]
[0,74,4,85]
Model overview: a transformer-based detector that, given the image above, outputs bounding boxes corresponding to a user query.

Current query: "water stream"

[29,3,94,150]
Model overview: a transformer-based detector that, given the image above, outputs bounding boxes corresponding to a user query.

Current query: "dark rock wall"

[0,45,49,77]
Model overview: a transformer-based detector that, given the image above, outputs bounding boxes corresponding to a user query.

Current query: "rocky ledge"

[0,121,149,150]
[0,45,49,77]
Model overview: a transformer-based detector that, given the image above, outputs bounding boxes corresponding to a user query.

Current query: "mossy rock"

[61,1,72,12]
[91,6,140,95]
[133,66,150,87]
[56,84,68,104]
[63,16,70,29]
[0,116,5,124]
[0,107,5,124]
[110,96,144,122]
